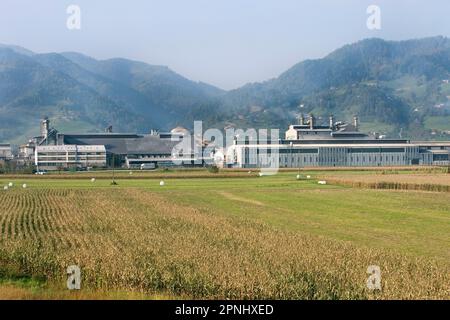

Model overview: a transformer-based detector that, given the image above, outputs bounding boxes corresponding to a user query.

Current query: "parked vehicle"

[140,163,156,170]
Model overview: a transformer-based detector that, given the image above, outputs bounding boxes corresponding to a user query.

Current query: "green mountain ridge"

[221,36,450,139]
[1,37,450,144]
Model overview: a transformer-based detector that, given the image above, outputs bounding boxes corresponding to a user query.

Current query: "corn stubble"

[0,188,448,299]
[324,174,450,192]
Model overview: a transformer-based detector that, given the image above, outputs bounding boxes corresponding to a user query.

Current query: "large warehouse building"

[227,115,450,168]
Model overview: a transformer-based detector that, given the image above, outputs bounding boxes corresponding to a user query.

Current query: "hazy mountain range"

[1,36,450,144]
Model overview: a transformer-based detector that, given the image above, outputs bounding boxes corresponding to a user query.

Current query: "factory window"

[433,154,449,161]
[349,148,405,153]
[381,148,405,153]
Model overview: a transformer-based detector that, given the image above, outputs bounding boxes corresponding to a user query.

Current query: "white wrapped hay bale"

[318,180,327,185]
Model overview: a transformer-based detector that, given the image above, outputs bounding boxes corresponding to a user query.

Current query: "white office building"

[35,145,107,170]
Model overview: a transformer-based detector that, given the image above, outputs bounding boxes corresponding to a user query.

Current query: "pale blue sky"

[1,0,449,89]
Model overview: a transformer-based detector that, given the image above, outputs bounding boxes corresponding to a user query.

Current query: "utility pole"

[289,141,293,168]
[111,154,117,185]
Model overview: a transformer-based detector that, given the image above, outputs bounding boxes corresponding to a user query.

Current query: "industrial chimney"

[40,117,50,139]
[329,115,334,129]
[353,115,359,131]
[299,114,305,125]
[309,114,315,129]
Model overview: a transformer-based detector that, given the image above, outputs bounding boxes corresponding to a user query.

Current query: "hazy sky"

[1,0,450,89]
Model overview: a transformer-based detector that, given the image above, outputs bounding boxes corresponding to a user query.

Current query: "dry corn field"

[0,175,449,299]
[323,173,450,192]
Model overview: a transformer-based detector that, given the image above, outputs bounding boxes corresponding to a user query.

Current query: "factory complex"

[1,115,449,171]
[228,115,450,168]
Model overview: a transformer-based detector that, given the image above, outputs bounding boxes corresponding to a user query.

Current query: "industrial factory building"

[28,118,207,170]
[15,116,450,170]
[227,115,450,168]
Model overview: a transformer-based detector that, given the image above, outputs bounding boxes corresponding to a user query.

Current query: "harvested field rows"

[0,187,449,299]
[323,173,450,192]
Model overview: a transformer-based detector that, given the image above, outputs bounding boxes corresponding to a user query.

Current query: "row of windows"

[38,162,104,166]
[38,154,106,157]
[349,155,405,162]
[243,147,408,154]
[348,148,406,153]
[38,156,106,161]
[246,155,318,164]
[433,154,449,161]
[243,154,409,165]
[127,154,173,159]
[246,149,319,154]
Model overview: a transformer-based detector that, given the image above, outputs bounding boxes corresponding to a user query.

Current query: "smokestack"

[309,114,314,129]
[329,115,334,129]
[41,117,50,139]
[353,115,359,131]
[299,114,305,125]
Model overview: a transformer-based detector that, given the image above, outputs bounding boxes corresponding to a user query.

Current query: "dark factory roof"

[61,133,182,155]
[125,137,180,155]
[330,132,372,138]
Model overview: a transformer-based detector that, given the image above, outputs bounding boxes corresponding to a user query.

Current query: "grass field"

[0,170,449,299]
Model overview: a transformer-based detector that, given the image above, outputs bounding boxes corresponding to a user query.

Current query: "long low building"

[227,115,450,168]
[228,142,449,167]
